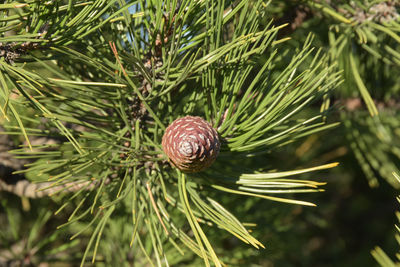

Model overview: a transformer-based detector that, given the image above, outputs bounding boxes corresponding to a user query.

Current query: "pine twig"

[0,177,110,198]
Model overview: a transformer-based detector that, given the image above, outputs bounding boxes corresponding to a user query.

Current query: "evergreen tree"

[0,0,398,266]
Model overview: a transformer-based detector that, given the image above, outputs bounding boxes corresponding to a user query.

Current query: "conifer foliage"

[0,0,398,266]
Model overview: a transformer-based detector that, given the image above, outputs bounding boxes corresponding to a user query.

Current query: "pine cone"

[162,116,220,173]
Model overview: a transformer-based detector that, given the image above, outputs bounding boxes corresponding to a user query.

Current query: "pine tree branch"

[275,5,313,37]
[0,177,110,199]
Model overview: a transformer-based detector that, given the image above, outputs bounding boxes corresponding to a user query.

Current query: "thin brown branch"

[275,5,313,38]
[0,178,109,198]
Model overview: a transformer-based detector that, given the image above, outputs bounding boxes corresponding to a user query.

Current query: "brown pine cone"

[162,116,220,173]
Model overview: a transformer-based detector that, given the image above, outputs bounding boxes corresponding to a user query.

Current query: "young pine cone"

[162,116,220,173]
